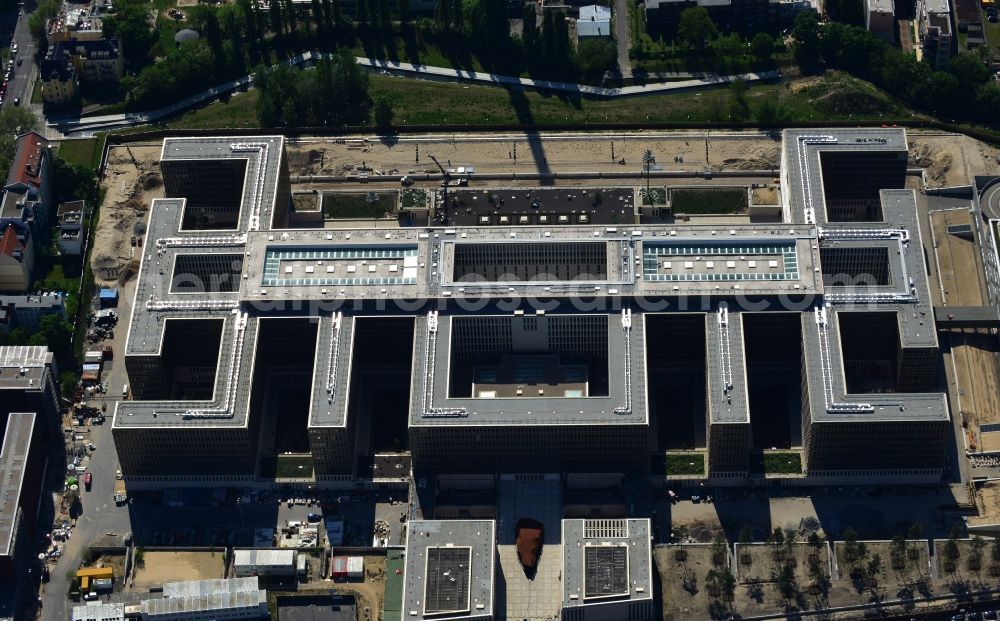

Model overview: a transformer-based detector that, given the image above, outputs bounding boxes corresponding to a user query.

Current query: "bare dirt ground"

[92,145,163,287]
[733,543,832,616]
[933,539,1000,592]
[832,541,932,604]
[909,132,1000,187]
[950,331,1000,451]
[285,132,785,178]
[131,551,225,589]
[283,131,999,188]
[324,556,386,620]
[970,480,1000,527]
[655,545,718,621]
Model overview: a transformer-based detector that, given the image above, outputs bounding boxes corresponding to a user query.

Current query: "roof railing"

[814,306,873,414]
[796,135,837,224]
[230,142,270,232]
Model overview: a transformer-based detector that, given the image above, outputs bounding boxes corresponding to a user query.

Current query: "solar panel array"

[424,546,472,614]
[584,546,629,599]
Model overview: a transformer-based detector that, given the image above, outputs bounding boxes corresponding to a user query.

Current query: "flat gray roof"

[403,520,495,620]
[409,312,648,427]
[117,132,944,433]
[0,412,35,558]
[0,346,52,392]
[705,310,749,424]
[781,127,909,226]
[561,519,652,608]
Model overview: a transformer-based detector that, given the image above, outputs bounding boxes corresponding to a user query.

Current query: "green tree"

[522,3,538,56]
[728,79,750,121]
[792,10,821,70]
[0,107,37,177]
[676,6,717,49]
[29,0,61,44]
[269,0,285,33]
[710,533,728,567]
[103,0,157,71]
[576,39,616,83]
[749,32,774,63]
[29,315,72,357]
[374,96,394,128]
[434,0,452,29]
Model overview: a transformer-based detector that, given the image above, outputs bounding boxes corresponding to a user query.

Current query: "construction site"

[82,127,1000,620]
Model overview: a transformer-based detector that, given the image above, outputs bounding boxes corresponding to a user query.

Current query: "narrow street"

[614,0,633,78]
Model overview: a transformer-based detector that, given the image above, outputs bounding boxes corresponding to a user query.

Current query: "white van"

[121,383,128,397]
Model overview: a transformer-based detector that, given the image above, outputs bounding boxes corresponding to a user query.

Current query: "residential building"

[577,5,611,39]
[644,0,818,32]
[57,200,86,256]
[919,0,953,69]
[41,37,123,106]
[1,131,54,257]
[64,38,124,83]
[0,292,66,332]
[865,0,895,42]
[0,224,33,293]
[39,47,78,106]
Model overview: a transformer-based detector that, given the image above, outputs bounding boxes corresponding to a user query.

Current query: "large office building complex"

[113,130,949,487]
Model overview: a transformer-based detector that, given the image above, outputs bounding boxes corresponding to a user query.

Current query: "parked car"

[83,472,92,490]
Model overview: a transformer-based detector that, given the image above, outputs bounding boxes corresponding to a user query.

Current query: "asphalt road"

[6,4,36,109]
[614,0,631,79]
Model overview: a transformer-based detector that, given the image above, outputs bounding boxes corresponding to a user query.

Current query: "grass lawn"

[750,451,802,475]
[671,188,748,214]
[323,191,397,219]
[400,188,427,209]
[154,71,916,131]
[984,18,1000,56]
[665,453,705,476]
[31,79,42,105]
[261,454,315,478]
[58,135,106,170]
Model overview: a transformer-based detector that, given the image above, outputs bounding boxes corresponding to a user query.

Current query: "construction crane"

[427,154,450,225]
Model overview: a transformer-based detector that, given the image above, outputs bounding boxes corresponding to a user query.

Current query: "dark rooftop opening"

[163,159,248,231]
[159,318,224,400]
[645,314,706,451]
[819,151,906,222]
[743,313,803,449]
[251,318,319,477]
[819,246,892,287]
[452,241,608,282]
[448,315,609,399]
[583,545,629,599]
[838,311,898,393]
[170,253,244,293]
[349,318,415,473]
[423,547,472,615]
